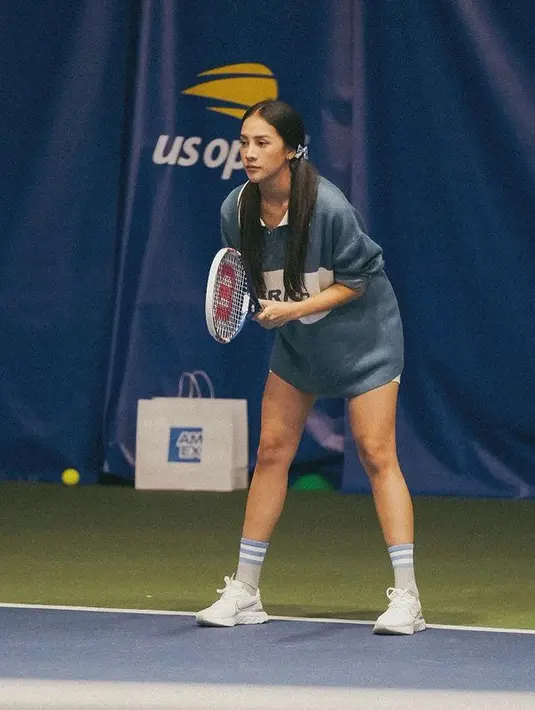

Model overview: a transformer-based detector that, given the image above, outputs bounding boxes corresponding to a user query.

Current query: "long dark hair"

[239,100,318,300]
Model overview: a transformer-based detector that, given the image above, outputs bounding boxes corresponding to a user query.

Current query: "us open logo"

[168,427,203,463]
[152,63,278,180]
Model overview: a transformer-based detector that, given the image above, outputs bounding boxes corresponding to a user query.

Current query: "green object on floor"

[291,473,334,491]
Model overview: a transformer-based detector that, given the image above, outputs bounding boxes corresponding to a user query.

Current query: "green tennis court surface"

[1,482,533,630]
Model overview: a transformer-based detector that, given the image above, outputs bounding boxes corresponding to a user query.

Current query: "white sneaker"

[196,575,269,627]
[373,587,426,635]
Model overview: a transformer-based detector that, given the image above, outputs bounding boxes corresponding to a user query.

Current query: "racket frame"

[205,247,261,343]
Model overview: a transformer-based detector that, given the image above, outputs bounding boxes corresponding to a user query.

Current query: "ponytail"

[285,158,318,300]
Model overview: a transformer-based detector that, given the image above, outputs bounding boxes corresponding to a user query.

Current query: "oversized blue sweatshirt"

[220,176,403,397]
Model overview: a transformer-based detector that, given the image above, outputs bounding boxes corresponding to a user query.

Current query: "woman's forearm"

[293,282,363,319]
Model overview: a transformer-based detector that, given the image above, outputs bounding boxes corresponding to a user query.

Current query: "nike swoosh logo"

[236,599,257,612]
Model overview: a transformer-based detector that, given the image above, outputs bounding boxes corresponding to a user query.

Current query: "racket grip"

[249,298,262,314]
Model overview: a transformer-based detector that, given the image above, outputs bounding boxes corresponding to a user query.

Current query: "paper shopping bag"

[134,371,248,491]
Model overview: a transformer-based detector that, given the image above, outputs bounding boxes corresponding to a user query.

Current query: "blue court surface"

[0,604,534,709]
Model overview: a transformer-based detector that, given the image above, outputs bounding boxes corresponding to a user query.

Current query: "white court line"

[0,602,191,617]
[0,680,533,710]
[271,615,535,635]
[0,601,534,635]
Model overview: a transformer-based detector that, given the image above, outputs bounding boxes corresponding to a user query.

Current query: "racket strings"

[213,252,249,341]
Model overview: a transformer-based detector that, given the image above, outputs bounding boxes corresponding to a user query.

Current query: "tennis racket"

[205,248,262,343]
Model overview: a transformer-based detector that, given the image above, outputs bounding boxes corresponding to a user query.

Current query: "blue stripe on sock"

[239,556,264,565]
[240,548,265,558]
[388,544,414,568]
[241,538,269,549]
[239,538,269,567]
[388,544,414,552]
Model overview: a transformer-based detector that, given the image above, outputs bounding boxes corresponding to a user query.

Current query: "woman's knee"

[256,432,297,470]
[357,436,397,478]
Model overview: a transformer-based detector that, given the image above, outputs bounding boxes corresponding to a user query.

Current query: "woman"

[196,100,425,635]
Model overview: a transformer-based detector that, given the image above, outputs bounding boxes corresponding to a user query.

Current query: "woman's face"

[239,114,293,185]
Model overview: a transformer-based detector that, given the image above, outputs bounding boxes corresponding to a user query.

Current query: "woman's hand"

[254,284,362,329]
[254,300,300,329]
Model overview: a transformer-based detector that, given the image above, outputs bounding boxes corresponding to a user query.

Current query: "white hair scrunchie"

[294,144,309,160]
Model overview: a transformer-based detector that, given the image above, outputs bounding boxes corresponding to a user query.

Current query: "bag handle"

[178,370,215,399]
[191,370,215,399]
[178,372,202,398]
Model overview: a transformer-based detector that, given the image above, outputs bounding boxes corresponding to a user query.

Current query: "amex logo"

[168,427,203,463]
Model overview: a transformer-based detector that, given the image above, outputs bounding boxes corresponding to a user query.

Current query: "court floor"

[0,603,534,709]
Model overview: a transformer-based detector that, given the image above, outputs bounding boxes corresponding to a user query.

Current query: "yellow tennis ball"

[61,468,80,486]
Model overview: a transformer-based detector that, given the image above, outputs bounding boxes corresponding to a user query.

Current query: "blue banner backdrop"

[343,0,535,496]
[0,0,130,483]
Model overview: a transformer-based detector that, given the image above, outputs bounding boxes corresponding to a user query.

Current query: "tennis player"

[196,100,425,635]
